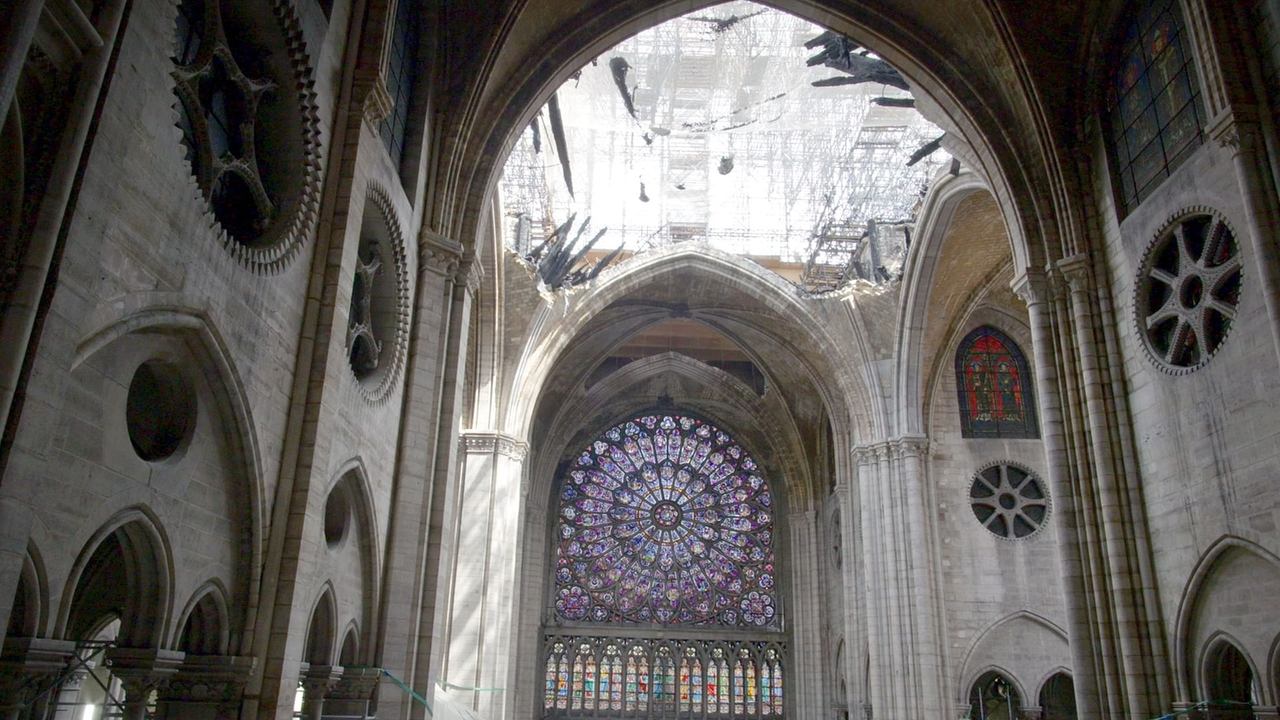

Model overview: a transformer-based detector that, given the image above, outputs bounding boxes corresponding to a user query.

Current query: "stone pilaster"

[377,228,469,720]
[1013,268,1102,720]
[786,509,823,720]
[440,430,528,720]
[893,434,947,717]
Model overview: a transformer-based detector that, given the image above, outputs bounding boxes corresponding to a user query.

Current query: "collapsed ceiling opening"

[498,0,952,293]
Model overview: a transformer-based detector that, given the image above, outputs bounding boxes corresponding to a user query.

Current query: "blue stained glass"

[554,414,778,627]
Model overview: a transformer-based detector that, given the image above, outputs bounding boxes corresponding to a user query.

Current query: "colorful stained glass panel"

[554,414,778,627]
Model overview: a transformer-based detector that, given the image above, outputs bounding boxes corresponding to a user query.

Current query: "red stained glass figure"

[956,327,1038,439]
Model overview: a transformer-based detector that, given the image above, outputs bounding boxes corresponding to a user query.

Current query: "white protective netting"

[499,1,949,272]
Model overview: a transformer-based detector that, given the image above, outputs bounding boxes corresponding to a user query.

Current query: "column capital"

[890,434,929,458]
[300,663,344,695]
[106,647,185,697]
[0,638,78,711]
[852,441,894,464]
[327,666,382,700]
[157,655,255,704]
[420,229,464,277]
[460,429,529,460]
[455,258,484,294]
[361,74,393,125]
[1010,267,1051,307]
[1056,253,1093,293]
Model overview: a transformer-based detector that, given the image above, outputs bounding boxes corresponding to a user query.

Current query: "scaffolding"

[498,0,949,287]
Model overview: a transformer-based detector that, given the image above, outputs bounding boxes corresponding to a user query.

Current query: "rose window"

[172,0,320,269]
[1136,211,1242,372]
[554,414,777,627]
[969,463,1049,540]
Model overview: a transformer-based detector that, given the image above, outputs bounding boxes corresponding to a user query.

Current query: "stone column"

[1058,254,1163,718]
[300,664,343,720]
[0,638,77,720]
[440,430,528,720]
[321,666,381,720]
[376,231,467,720]
[894,435,947,717]
[1013,269,1101,720]
[834,470,866,717]
[854,443,889,720]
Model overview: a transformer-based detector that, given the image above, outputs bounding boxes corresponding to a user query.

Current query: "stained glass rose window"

[554,414,777,627]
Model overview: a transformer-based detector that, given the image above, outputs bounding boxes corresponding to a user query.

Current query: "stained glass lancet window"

[1104,0,1204,214]
[554,413,777,627]
[955,326,1039,439]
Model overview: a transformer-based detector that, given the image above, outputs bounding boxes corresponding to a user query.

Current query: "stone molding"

[0,638,78,709]
[1010,268,1050,307]
[362,75,394,125]
[105,647,187,699]
[1056,253,1093,293]
[461,430,529,460]
[327,666,382,700]
[157,655,255,704]
[421,229,463,277]
[853,436,928,463]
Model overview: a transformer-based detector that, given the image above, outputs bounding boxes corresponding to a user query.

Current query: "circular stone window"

[323,482,351,548]
[126,361,196,462]
[346,193,409,401]
[171,0,320,271]
[1135,210,1243,373]
[969,463,1048,540]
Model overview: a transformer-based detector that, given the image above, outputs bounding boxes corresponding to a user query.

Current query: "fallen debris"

[609,57,638,118]
[907,135,945,166]
[547,93,575,196]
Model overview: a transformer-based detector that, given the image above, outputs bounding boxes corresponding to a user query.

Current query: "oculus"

[1135,210,1241,373]
[969,463,1048,540]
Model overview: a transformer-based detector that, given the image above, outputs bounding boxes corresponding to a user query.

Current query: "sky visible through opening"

[499,1,950,271]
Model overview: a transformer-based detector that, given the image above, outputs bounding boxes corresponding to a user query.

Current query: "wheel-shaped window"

[1135,210,1242,373]
[172,0,321,271]
[969,463,1049,540]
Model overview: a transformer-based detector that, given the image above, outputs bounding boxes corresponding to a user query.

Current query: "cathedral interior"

[2,0,1280,719]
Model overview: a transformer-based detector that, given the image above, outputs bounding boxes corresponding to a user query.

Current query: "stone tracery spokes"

[555,414,777,627]
[173,0,278,242]
[1139,212,1242,370]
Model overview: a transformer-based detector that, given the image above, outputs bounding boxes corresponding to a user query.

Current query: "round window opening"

[126,361,196,462]
[324,482,351,547]
[172,0,318,267]
[969,463,1048,540]
[1135,211,1242,373]
[345,195,408,400]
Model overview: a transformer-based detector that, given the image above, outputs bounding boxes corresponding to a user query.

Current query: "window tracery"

[1104,0,1204,214]
[553,414,777,628]
[954,326,1038,439]
[1135,210,1241,373]
[544,637,783,718]
[969,463,1049,540]
[171,0,321,270]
